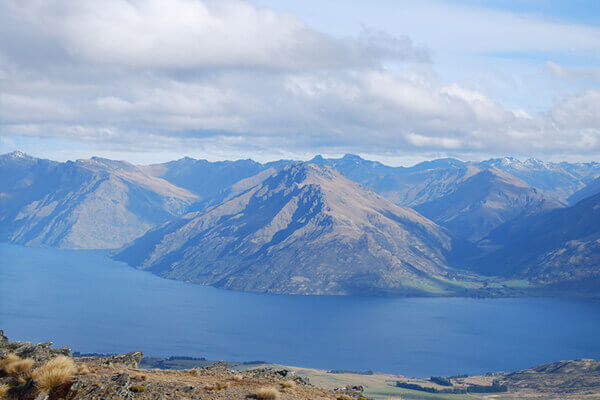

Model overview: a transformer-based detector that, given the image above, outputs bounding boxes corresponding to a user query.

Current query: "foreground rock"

[0,333,342,400]
[0,330,70,361]
[2,332,599,400]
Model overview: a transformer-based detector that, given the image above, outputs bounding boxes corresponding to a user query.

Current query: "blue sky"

[0,0,599,165]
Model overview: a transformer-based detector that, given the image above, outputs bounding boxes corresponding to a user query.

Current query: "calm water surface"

[1,243,599,377]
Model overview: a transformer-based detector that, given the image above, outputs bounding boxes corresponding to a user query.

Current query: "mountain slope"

[414,167,564,240]
[0,152,197,249]
[568,176,600,205]
[473,192,600,291]
[115,163,475,295]
[143,157,292,200]
[310,154,468,206]
[312,155,563,240]
[481,157,600,202]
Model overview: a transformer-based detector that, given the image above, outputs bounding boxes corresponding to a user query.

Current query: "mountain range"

[0,151,197,249]
[2,150,600,296]
[114,163,476,295]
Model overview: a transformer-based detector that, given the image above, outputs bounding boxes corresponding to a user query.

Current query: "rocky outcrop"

[0,330,70,361]
[78,351,144,369]
[249,367,311,385]
[503,359,600,393]
[334,385,364,397]
[202,360,227,372]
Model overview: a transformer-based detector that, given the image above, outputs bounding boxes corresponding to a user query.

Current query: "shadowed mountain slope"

[473,192,600,291]
[115,163,476,295]
[568,176,600,205]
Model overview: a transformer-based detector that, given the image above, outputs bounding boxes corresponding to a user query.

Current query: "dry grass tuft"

[5,358,34,378]
[32,355,77,392]
[134,374,148,381]
[232,374,243,381]
[188,368,199,376]
[130,385,146,393]
[336,395,352,400]
[0,354,20,371]
[0,383,10,397]
[282,380,296,388]
[204,381,227,391]
[256,387,280,400]
[77,364,90,375]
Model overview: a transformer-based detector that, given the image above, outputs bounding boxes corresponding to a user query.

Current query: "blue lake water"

[1,243,599,377]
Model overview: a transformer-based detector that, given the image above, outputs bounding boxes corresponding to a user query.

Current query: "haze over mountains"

[0,151,197,249]
[2,150,600,296]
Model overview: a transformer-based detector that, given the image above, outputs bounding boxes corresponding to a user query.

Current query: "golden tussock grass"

[0,383,10,397]
[5,358,34,377]
[130,385,146,393]
[134,373,148,381]
[282,380,296,388]
[77,364,90,375]
[336,395,352,400]
[0,354,20,371]
[203,381,227,391]
[32,356,77,392]
[256,387,280,400]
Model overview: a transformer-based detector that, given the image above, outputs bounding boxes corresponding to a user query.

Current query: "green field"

[366,386,475,400]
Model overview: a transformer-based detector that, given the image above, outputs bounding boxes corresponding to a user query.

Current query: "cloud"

[550,90,600,130]
[4,0,428,70]
[0,0,599,161]
[546,62,600,82]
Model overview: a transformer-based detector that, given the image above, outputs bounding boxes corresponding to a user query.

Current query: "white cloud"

[0,0,599,161]
[550,90,600,130]
[5,0,427,70]
[546,62,600,82]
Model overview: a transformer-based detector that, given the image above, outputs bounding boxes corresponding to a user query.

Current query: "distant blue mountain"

[0,151,197,249]
[474,191,600,293]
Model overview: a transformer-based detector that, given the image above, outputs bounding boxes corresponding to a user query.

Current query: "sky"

[0,0,599,165]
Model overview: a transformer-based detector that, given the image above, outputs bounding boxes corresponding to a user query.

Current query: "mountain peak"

[3,150,32,160]
[341,153,364,161]
[78,156,136,172]
[115,160,470,296]
[9,150,27,158]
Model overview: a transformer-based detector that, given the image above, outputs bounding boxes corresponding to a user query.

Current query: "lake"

[1,243,599,377]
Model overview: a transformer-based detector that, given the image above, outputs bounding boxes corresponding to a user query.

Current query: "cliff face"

[115,163,475,295]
